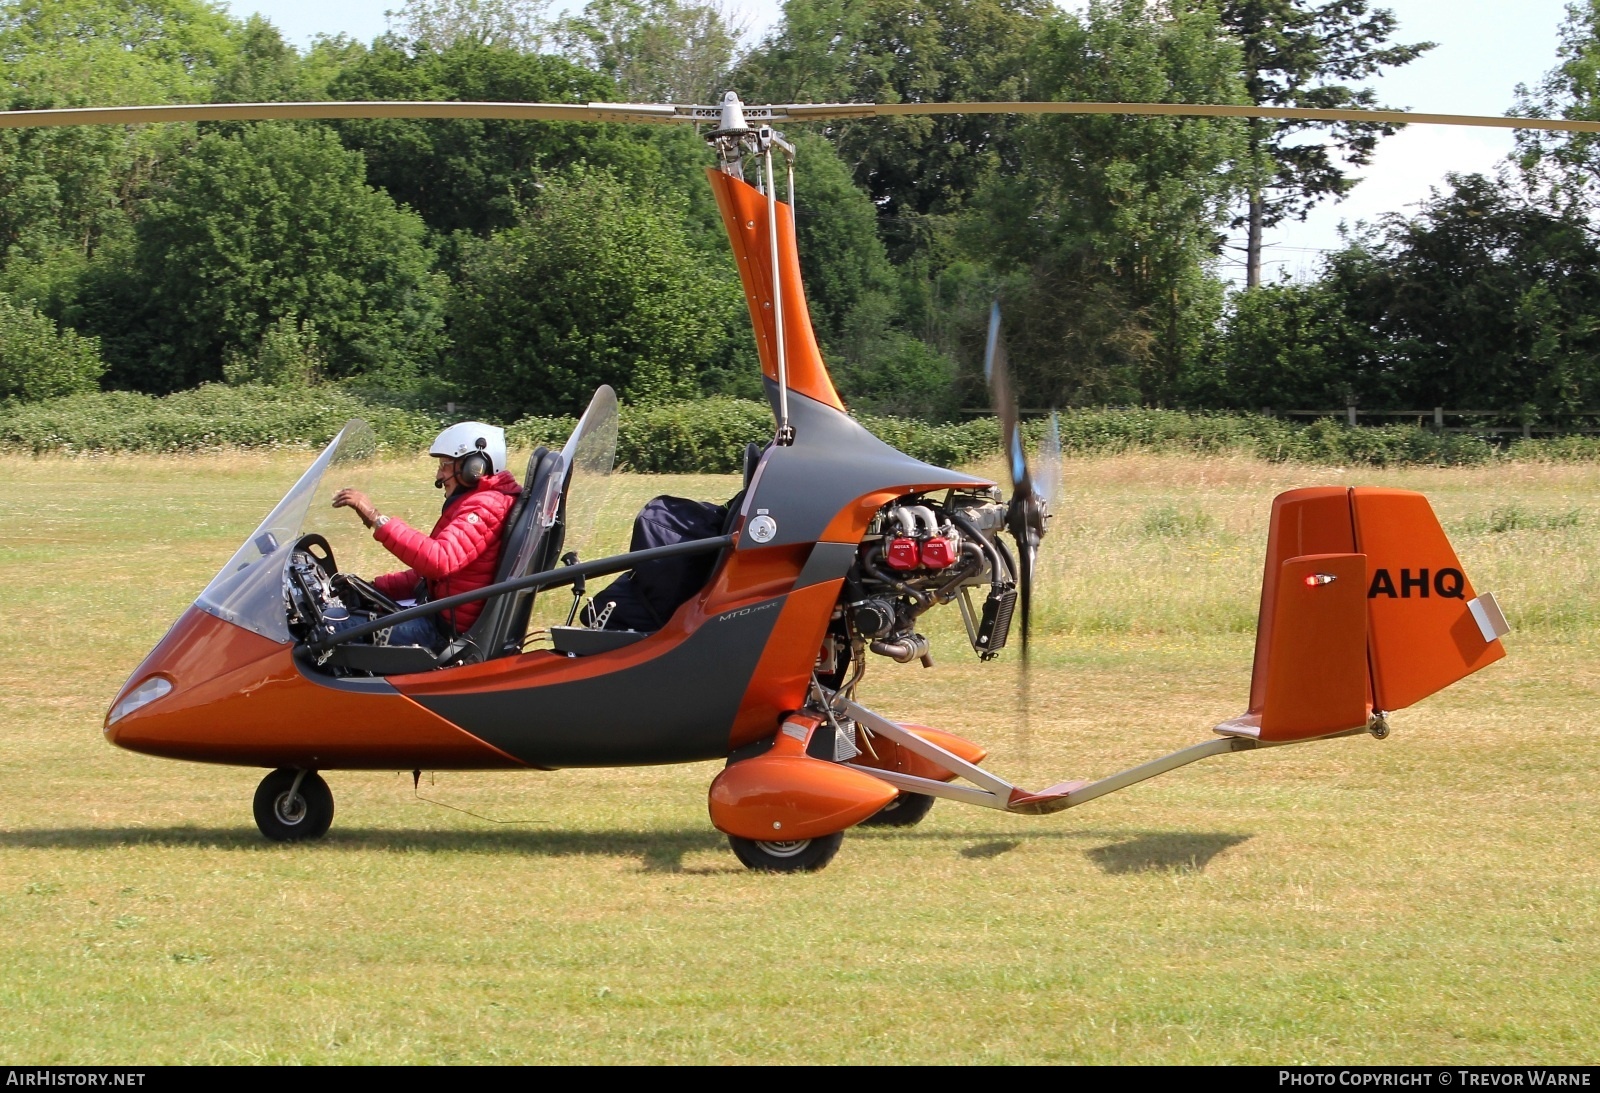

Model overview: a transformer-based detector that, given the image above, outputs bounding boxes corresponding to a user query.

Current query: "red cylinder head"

[886,537,921,571]
[920,536,958,569]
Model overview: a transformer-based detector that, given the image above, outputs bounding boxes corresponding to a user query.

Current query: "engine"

[821,490,1019,684]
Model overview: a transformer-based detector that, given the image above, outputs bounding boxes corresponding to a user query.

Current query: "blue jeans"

[328,611,445,651]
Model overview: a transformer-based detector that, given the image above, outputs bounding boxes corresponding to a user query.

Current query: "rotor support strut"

[760,127,797,445]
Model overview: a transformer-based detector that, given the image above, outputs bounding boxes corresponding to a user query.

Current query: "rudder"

[1350,488,1506,710]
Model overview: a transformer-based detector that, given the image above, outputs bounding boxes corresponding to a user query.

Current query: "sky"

[1246,1,1575,282]
[230,1,1576,282]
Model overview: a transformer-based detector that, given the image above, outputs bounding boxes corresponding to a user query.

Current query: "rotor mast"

[705,92,799,446]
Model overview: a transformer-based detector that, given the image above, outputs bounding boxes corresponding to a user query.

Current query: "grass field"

[1,450,1597,1064]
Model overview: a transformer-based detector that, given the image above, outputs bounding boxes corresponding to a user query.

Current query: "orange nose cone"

[103,606,285,757]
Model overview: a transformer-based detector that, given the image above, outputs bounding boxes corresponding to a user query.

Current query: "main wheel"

[728,831,844,873]
[858,792,936,828]
[253,768,334,842]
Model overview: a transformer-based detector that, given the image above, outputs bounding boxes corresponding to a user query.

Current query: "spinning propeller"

[983,301,1059,661]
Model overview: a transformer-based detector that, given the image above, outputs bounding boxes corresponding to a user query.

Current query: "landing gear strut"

[253,768,334,841]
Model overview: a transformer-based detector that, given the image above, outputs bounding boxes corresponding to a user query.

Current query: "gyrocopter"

[14,91,1533,870]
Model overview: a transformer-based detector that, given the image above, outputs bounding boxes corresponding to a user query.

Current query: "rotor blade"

[0,100,689,129]
[6,98,1599,134]
[781,100,1600,135]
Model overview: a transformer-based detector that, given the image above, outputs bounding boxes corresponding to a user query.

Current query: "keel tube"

[835,697,1372,817]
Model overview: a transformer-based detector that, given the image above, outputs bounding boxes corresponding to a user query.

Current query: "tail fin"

[1220,487,1506,744]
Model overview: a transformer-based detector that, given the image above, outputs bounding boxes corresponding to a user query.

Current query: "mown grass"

[0,451,1596,1063]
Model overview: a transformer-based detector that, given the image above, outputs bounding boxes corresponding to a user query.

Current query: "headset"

[457,437,491,488]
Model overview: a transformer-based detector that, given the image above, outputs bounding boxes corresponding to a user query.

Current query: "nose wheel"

[727,831,844,872]
[253,768,335,841]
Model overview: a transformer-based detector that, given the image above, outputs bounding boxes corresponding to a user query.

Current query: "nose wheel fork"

[253,767,335,842]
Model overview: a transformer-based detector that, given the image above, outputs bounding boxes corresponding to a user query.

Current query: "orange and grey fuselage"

[100,96,1510,865]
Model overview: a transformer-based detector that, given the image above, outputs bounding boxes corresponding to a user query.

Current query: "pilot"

[331,422,521,649]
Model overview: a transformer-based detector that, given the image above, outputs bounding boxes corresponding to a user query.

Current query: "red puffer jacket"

[371,470,522,633]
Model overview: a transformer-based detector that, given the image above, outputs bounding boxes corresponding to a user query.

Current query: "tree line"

[4,0,1600,426]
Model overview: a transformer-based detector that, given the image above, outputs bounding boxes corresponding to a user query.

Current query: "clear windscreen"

[557,385,620,561]
[194,420,379,641]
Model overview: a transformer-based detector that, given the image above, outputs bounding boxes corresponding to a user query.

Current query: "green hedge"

[0,385,1553,470]
[0,384,444,454]
[853,410,1497,469]
[616,399,775,473]
[1503,434,1600,462]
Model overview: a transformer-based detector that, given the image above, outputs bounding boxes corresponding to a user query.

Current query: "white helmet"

[430,421,506,485]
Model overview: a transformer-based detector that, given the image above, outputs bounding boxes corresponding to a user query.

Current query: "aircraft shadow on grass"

[0,826,1253,875]
[865,829,1254,874]
[1083,832,1253,874]
[0,826,730,874]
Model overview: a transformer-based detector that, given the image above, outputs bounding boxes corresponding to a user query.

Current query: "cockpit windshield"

[194,420,378,641]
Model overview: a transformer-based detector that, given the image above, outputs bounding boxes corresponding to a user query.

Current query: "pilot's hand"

[332,488,380,528]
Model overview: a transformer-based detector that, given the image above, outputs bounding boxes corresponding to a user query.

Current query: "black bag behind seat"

[588,495,729,631]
